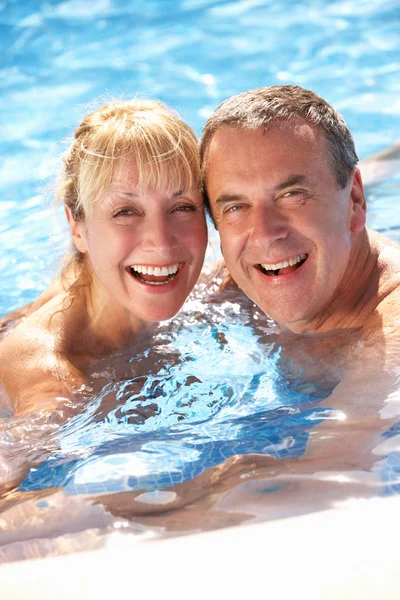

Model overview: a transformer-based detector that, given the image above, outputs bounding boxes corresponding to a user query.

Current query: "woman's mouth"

[258,253,308,276]
[127,263,180,286]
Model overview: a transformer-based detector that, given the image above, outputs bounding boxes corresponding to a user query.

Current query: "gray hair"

[200,85,358,204]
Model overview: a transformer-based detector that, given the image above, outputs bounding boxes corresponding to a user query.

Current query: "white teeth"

[130,263,179,276]
[261,253,307,271]
[168,264,179,275]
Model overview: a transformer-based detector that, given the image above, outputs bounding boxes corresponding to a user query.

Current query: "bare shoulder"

[0,295,86,415]
[369,228,400,258]
[0,267,78,336]
[363,285,400,340]
[361,232,400,348]
[26,276,66,315]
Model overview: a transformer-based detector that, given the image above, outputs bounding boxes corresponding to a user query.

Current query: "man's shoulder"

[362,280,400,344]
[369,228,400,260]
[368,228,400,296]
[361,230,400,343]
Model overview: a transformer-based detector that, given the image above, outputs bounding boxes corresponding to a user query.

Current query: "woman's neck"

[62,281,155,363]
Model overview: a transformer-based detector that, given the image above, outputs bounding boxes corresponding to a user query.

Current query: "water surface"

[1,0,400,561]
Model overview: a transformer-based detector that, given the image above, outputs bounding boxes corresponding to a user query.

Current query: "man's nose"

[249,204,289,246]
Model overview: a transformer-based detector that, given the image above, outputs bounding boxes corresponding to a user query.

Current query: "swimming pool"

[1,0,400,573]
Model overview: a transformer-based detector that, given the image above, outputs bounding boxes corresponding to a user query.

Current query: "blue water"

[18,301,332,495]
[1,0,400,527]
[1,0,400,313]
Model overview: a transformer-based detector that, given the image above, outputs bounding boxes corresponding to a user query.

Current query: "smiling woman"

[0,99,207,424]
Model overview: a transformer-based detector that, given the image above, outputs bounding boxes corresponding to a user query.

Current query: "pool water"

[18,294,333,496]
[1,0,400,558]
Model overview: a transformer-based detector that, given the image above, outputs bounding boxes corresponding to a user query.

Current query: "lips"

[127,263,181,286]
[258,253,308,276]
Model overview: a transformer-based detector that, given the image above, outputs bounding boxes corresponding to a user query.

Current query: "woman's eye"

[113,208,135,218]
[173,204,197,212]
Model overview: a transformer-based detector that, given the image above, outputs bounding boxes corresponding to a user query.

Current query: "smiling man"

[201,85,400,337]
[200,85,400,472]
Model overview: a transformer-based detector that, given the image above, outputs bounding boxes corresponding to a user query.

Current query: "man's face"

[204,123,365,332]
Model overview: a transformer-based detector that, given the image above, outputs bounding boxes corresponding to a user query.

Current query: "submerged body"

[198,86,400,492]
[0,283,398,540]
[1,88,400,534]
[0,100,207,420]
[0,176,206,417]
[0,99,208,496]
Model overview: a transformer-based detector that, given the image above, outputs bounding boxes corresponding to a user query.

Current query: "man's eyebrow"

[275,174,308,191]
[213,175,309,205]
[215,193,246,205]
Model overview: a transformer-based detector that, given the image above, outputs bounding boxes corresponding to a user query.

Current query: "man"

[200,85,400,475]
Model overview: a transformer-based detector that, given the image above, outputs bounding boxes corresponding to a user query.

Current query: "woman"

[0,99,208,418]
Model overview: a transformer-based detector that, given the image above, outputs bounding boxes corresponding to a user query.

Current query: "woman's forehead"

[111,157,141,182]
[110,155,197,193]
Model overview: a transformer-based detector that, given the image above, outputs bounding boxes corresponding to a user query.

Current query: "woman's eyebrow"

[108,189,139,198]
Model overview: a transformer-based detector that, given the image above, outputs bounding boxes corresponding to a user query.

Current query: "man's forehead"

[203,121,334,203]
[205,122,325,179]
[208,120,322,153]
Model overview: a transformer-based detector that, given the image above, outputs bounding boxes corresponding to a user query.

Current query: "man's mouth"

[258,253,308,276]
[127,263,180,286]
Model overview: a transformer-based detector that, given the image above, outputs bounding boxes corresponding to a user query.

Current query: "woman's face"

[71,159,207,322]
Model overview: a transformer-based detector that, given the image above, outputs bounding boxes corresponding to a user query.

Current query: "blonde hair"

[59,98,200,219]
[56,98,201,291]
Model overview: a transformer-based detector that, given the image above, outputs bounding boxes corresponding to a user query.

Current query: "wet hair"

[56,98,201,291]
[200,85,359,211]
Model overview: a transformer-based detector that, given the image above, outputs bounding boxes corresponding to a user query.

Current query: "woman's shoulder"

[0,295,87,415]
[0,291,81,372]
[0,301,62,381]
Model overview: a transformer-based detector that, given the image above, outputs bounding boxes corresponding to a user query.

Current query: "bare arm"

[0,330,88,494]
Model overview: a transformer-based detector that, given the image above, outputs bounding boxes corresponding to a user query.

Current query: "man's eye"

[280,190,309,205]
[225,204,243,213]
[282,189,306,199]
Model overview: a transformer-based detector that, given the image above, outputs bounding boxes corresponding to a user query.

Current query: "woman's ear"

[349,168,367,233]
[64,206,88,253]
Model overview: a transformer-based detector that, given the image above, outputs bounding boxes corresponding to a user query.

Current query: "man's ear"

[349,168,367,233]
[64,206,88,253]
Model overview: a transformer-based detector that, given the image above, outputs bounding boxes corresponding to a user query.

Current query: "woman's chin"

[137,303,185,324]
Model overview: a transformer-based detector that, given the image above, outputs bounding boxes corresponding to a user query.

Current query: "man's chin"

[246,297,315,332]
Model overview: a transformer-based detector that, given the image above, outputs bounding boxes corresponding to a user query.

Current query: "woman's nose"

[141,214,178,253]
